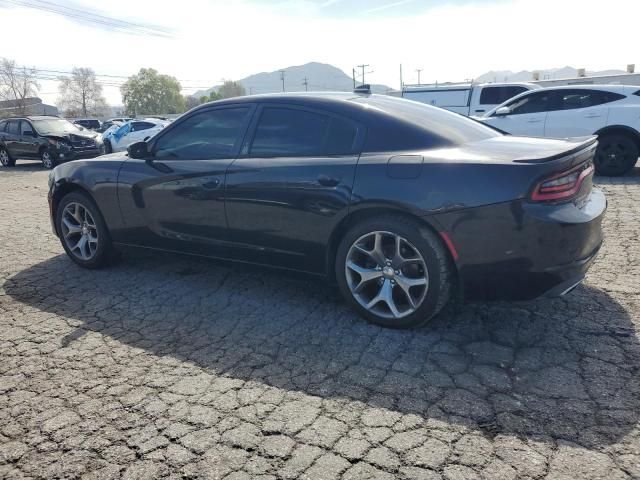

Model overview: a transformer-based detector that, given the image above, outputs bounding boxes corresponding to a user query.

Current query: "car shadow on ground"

[594,164,640,184]
[0,160,46,172]
[4,250,639,450]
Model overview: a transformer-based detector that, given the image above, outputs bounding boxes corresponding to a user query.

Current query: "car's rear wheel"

[56,192,114,269]
[0,147,15,167]
[41,149,57,169]
[594,133,639,176]
[336,216,452,328]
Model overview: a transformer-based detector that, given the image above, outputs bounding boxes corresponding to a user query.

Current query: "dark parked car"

[48,92,605,328]
[73,119,101,131]
[0,116,104,169]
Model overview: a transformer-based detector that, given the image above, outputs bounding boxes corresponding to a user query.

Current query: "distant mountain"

[475,66,628,83]
[193,62,392,98]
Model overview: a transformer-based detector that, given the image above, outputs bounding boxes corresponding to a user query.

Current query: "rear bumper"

[434,188,606,302]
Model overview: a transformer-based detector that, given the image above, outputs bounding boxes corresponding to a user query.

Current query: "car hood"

[424,135,598,164]
[44,130,100,142]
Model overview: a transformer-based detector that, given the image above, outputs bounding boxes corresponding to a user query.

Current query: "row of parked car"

[1,84,640,175]
[0,115,170,169]
[404,83,640,177]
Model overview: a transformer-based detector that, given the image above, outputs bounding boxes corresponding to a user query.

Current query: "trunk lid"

[424,135,597,165]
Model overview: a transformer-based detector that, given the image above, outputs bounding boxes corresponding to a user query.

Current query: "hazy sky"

[1,0,638,106]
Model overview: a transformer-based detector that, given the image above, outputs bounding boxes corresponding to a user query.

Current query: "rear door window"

[6,120,19,135]
[250,107,361,156]
[132,121,156,132]
[250,107,330,156]
[552,89,626,111]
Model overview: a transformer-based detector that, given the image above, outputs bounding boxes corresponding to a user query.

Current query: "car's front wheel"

[336,216,452,329]
[56,192,114,269]
[594,133,639,176]
[103,140,112,154]
[41,149,57,169]
[0,146,15,167]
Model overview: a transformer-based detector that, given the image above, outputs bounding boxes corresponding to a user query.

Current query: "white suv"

[478,85,640,176]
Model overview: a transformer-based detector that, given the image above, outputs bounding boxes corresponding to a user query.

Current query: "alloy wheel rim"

[345,231,429,319]
[42,151,52,168]
[0,150,8,166]
[61,202,99,261]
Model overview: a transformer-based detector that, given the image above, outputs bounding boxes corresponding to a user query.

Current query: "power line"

[0,0,173,37]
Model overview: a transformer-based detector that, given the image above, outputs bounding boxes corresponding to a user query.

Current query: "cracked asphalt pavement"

[1,161,640,479]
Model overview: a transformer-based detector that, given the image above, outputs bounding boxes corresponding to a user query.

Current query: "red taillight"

[530,162,593,202]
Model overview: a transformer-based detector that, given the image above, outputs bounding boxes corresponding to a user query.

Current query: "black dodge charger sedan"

[48,91,606,328]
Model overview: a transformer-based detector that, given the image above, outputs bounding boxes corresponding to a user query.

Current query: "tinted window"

[251,108,330,156]
[326,116,359,154]
[132,121,156,132]
[480,86,529,105]
[6,121,19,135]
[505,91,551,115]
[553,89,626,110]
[20,121,33,135]
[154,107,250,160]
[0,121,6,132]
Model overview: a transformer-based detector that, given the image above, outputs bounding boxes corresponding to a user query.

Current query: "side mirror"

[495,106,511,116]
[127,141,149,159]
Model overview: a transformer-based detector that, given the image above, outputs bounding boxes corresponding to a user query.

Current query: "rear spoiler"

[512,136,598,164]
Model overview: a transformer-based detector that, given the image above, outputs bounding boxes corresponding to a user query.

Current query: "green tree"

[120,68,185,116]
[217,80,246,99]
[208,91,222,102]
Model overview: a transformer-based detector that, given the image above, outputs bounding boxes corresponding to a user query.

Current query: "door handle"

[585,114,602,118]
[317,174,340,187]
[475,109,485,113]
[527,119,542,123]
[202,178,221,189]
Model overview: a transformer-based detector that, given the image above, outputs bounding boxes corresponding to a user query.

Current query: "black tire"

[56,192,115,269]
[335,215,452,329]
[594,133,639,176]
[104,140,112,154]
[40,148,57,169]
[0,146,15,167]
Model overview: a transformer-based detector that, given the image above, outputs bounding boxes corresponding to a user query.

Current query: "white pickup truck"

[402,82,540,116]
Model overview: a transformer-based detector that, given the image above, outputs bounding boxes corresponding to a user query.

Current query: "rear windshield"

[351,95,501,145]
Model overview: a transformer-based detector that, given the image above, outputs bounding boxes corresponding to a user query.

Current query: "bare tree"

[0,58,40,116]
[58,67,109,117]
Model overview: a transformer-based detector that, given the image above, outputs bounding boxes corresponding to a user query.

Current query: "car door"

[483,90,551,136]
[19,120,40,157]
[544,89,618,138]
[115,105,255,254]
[224,104,364,273]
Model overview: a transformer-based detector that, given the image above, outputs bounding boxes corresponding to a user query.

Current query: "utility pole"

[279,70,285,92]
[357,64,369,84]
[352,68,356,89]
[416,68,423,85]
[399,64,403,90]
[302,77,308,92]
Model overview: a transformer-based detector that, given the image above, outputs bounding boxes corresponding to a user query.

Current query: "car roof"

[534,84,632,93]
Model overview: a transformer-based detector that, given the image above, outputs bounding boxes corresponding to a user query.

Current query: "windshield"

[33,119,81,135]
[353,95,502,145]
